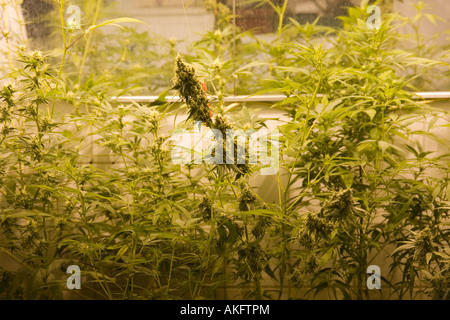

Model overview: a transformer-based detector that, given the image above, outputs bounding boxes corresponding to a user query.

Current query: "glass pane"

[1,0,449,91]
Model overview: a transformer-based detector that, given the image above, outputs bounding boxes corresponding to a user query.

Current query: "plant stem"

[77,0,102,84]
[277,0,288,39]
[13,0,26,42]
[1,0,13,71]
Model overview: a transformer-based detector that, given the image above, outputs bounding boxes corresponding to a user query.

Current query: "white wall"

[114,0,214,52]
[0,0,26,69]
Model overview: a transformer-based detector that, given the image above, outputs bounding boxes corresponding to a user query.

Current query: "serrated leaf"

[364,109,376,120]
[324,99,342,113]
[392,243,415,255]
[357,140,375,152]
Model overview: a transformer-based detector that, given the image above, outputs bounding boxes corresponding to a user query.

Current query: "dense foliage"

[0,0,449,299]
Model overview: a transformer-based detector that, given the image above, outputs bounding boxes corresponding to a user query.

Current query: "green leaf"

[321,248,334,264]
[62,129,73,138]
[424,13,436,25]
[392,243,415,255]
[378,140,404,154]
[324,99,342,113]
[150,88,170,106]
[434,251,450,259]
[364,109,376,120]
[341,172,354,188]
[264,265,278,282]
[378,140,390,153]
[232,61,265,76]
[432,187,440,200]
[87,18,146,34]
[315,103,324,114]
[115,245,129,262]
[426,252,433,264]
[357,140,376,152]
[421,270,433,279]
[427,117,439,130]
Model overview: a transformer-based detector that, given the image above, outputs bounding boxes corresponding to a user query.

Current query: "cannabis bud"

[213,114,251,179]
[322,188,355,221]
[297,229,314,249]
[173,56,251,179]
[305,212,334,239]
[237,244,263,277]
[198,196,213,220]
[239,185,256,211]
[251,216,270,239]
[173,56,212,127]
[0,83,16,108]
[413,227,434,264]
